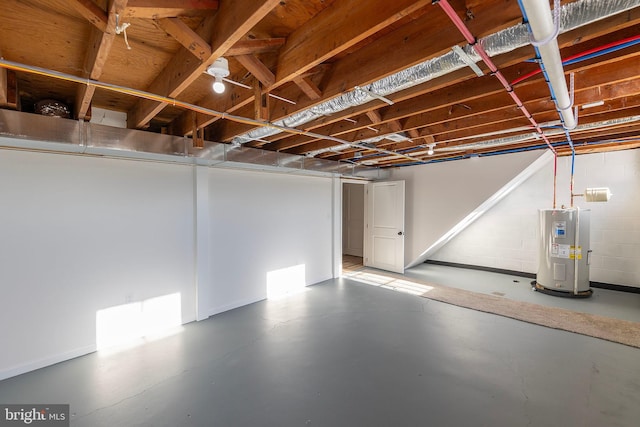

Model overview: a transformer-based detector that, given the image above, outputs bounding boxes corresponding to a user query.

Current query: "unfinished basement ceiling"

[0,0,639,168]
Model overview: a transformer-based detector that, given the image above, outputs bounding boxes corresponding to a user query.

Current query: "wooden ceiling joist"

[169,0,437,137]
[236,54,275,88]
[225,38,286,56]
[273,48,640,154]
[154,17,212,61]
[1,0,639,166]
[274,0,433,85]
[209,0,524,143]
[75,0,129,120]
[293,76,322,101]
[71,0,108,32]
[127,0,281,129]
[123,0,219,19]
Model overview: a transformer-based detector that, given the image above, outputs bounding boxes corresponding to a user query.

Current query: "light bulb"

[427,144,435,156]
[212,77,225,94]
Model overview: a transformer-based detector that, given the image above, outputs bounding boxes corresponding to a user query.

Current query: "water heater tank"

[536,208,592,297]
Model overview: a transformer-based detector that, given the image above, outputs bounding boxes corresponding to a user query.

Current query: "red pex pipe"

[436,0,558,207]
[511,34,640,85]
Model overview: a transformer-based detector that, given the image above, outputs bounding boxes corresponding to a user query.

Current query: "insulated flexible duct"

[232,0,640,149]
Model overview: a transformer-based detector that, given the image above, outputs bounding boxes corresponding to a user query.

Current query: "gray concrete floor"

[404,263,640,323]
[1,274,639,426]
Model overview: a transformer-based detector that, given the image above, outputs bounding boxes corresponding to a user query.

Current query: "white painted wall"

[390,150,545,267]
[430,149,640,288]
[0,149,338,380]
[204,168,335,315]
[0,150,196,380]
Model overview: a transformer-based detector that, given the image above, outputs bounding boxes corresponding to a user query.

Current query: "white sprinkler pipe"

[521,0,577,130]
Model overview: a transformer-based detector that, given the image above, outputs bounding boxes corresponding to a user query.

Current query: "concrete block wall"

[575,151,640,287]
[430,149,640,288]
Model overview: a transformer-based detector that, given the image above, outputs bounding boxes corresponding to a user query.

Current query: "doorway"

[342,181,365,273]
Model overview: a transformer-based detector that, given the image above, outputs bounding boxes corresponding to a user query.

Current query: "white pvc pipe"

[521,0,577,130]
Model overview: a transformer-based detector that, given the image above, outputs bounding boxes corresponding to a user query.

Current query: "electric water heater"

[536,208,592,297]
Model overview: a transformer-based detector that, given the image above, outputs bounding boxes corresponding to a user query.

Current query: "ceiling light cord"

[115,14,132,50]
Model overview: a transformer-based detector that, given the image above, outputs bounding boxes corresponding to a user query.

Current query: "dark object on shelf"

[35,99,71,118]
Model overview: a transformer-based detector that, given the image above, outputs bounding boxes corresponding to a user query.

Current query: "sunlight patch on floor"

[343,270,434,296]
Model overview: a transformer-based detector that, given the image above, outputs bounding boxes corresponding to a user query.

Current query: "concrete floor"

[404,263,640,323]
[1,272,639,426]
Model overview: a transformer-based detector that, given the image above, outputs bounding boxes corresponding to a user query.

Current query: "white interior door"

[364,180,405,273]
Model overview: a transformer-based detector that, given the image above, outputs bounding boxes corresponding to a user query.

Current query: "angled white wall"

[430,149,640,288]
[389,150,547,268]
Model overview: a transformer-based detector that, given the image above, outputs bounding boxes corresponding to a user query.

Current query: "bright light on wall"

[96,293,182,351]
[267,264,307,300]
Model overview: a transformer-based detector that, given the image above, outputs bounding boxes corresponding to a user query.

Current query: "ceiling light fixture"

[206,58,230,94]
[427,143,436,156]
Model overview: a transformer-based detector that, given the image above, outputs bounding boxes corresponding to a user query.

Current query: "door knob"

[398,231,404,235]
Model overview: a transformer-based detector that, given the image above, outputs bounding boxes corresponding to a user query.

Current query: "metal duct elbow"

[520,0,576,130]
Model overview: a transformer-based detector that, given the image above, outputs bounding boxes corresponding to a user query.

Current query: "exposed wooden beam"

[71,0,108,32]
[275,0,431,85]
[226,38,286,56]
[155,17,211,61]
[236,54,275,87]
[193,113,205,148]
[388,120,403,133]
[366,110,383,124]
[254,82,270,121]
[293,76,322,100]
[212,0,522,142]
[123,0,218,19]
[282,56,640,155]
[170,0,435,136]
[0,69,18,109]
[75,0,128,120]
[271,40,640,153]
[407,129,421,140]
[128,0,280,129]
[233,0,640,150]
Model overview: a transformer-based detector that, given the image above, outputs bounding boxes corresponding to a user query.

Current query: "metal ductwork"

[0,109,386,179]
[435,115,640,152]
[232,0,640,151]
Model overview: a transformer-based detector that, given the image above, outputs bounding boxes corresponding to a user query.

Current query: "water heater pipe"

[511,34,640,86]
[435,0,559,207]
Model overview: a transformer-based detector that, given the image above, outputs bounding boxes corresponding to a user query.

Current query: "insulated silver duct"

[233,0,640,150]
[435,115,640,152]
